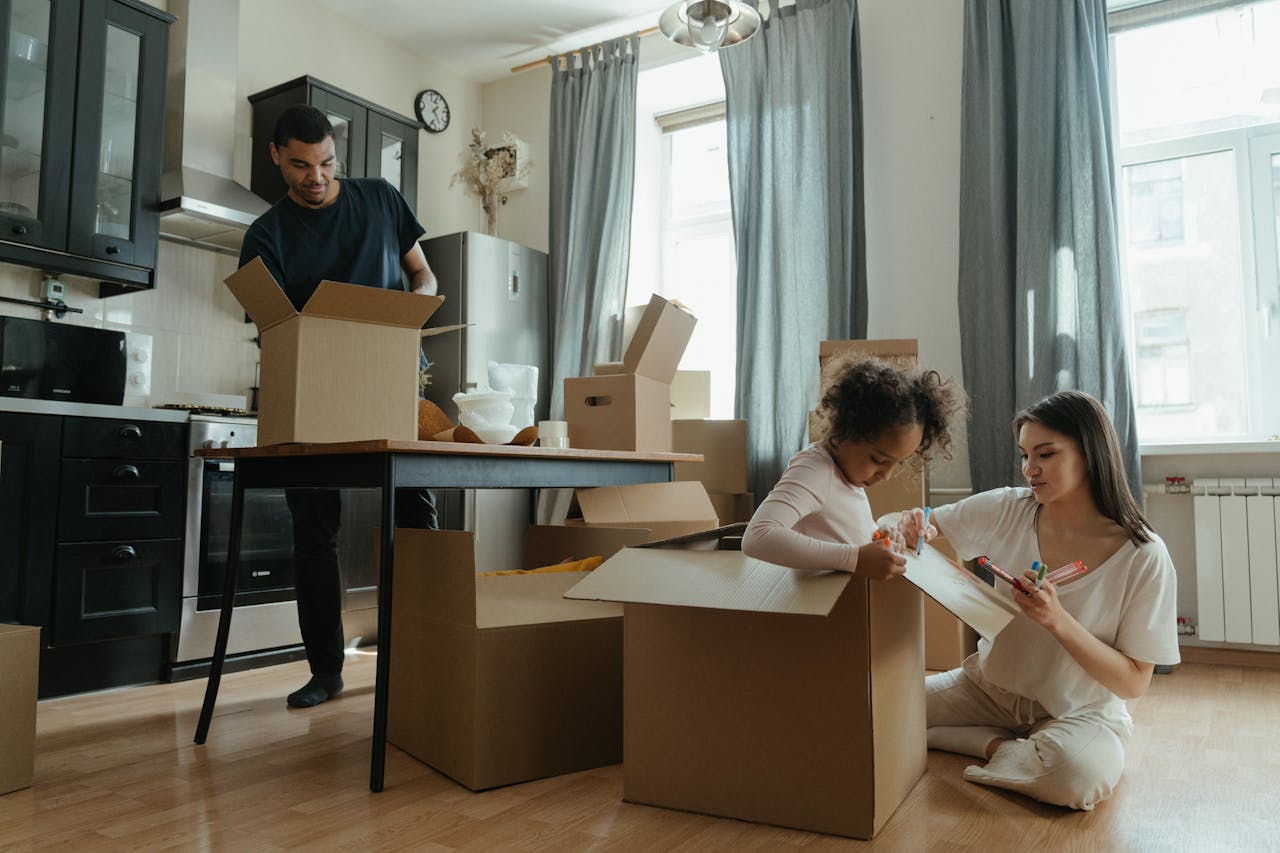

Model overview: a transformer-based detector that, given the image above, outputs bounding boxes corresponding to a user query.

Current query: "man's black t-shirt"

[238,177,425,310]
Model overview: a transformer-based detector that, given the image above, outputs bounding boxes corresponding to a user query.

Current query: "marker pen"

[917,506,931,556]
[976,556,1033,596]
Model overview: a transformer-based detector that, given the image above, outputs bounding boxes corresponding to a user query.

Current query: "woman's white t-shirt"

[932,487,1180,720]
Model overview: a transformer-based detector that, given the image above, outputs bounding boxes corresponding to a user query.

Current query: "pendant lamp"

[658,0,762,53]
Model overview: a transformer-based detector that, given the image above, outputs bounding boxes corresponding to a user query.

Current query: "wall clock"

[414,89,450,133]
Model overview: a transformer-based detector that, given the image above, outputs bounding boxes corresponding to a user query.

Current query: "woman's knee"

[1027,726,1126,810]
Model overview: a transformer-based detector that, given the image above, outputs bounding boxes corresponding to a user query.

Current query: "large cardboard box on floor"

[0,623,39,796]
[565,295,697,452]
[672,418,748,495]
[387,524,648,791]
[564,480,719,541]
[226,258,462,446]
[566,529,926,839]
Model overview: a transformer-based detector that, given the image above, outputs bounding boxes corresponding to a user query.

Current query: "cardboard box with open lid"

[564,294,696,452]
[562,480,720,542]
[565,526,926,839]
[226,258,463,446]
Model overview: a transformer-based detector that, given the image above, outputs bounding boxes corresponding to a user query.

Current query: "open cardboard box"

[565,294,696,452]
[226,258,464,446]
[563,480,720,542]
[565,526,926,839]
[386,524,648,791]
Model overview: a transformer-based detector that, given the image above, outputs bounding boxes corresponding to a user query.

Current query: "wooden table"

[190,439,698,792]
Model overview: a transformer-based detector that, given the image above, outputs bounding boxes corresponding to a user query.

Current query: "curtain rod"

[509,26,659,74]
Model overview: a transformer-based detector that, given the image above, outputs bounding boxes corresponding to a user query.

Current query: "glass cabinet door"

[310,87,366,180]
[67,0,165,269]
[366,112,418,212]
[0,0,76,249]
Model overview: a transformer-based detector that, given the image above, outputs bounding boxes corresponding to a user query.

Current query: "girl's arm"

[1013,576,1155,699]
[742,476,860,571]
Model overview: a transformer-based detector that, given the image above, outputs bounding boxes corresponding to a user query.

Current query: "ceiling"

[307,0,672,83]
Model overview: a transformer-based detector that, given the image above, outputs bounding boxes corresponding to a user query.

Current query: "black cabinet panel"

[62,416,186,459]
[52,538,180,644]
[57,458,185,541]
[0,412,61,638]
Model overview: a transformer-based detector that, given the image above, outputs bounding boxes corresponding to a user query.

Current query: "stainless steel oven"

[173,414,301,664]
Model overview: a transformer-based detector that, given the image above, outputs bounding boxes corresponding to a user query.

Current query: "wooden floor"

[2,654,1279,852]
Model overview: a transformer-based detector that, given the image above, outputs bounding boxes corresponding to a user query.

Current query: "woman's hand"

[856,533,907,581]
[895,507,937,549]
[1012,568,1068,633]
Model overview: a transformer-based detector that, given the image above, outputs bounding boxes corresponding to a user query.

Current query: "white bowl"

[472,424,519,444]
[452,390,513,426]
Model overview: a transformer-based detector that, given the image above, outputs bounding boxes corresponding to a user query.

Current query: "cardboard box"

[818,338,918,396]
[566,530,926,839]
[565,481,719,542]
[226,258,462,446]
[565,295,696,451]
[0,624,39,796]
[708,492,755,525]
[387,525,646,791]
[670,370,712,420]
[672,419,748,495]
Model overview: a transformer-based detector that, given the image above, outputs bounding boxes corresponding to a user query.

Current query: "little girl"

[742,357,964,579]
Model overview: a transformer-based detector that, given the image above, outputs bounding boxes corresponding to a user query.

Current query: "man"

[239,104,437,708]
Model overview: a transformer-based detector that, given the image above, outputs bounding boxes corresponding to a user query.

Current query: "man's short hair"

[272,104,334,148]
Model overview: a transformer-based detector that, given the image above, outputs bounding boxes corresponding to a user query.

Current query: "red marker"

[977,556,1033,596]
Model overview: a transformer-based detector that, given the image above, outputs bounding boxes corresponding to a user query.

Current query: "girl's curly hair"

[817,357,966,468]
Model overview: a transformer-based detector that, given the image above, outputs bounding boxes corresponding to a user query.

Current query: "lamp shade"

[659,0,761,52]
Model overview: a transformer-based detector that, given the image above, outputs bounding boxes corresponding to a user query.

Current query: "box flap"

[565,547,850,615]
[638,523,748,549]
[301,280,444,328]
[576,481,717,527]
[476,573,622,628]
[622,295,697,383]
[421,323,470,338]
[224,257,297,331]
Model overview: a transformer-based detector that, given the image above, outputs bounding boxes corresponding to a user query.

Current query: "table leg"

[194,468,246,743]
[370,458,396,791]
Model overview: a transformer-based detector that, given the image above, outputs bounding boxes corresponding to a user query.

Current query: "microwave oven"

[0,316,126,405]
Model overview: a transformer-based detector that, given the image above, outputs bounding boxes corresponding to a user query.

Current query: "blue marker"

[917,506,931,555]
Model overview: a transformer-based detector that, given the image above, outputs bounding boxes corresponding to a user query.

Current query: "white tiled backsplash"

[0,242,258,406]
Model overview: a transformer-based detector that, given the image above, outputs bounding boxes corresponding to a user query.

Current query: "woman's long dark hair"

[1013,391,1152,545]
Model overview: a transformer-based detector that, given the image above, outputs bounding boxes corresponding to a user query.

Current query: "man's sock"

[926,725,1015,759]
[286,674,344,708]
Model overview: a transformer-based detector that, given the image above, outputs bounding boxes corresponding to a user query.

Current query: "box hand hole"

[585,395,613,407]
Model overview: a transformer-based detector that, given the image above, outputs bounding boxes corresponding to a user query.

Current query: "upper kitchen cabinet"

[0,0,171,295]
[249,77,420,213]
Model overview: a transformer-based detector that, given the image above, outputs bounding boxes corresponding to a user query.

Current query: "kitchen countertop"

[0,397,191,423]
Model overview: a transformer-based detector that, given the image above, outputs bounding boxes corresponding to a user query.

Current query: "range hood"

[158,0,268,254]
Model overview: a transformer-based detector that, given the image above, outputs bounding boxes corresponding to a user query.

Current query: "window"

[1112,0,1280,441]
[628,55,737,419]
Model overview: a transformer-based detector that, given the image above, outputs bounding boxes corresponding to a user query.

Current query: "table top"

[196,439,702,463]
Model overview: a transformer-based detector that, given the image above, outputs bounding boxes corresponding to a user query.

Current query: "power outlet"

[42,276,66,303]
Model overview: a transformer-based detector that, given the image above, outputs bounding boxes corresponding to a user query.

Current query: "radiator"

[1192,478,1280,645]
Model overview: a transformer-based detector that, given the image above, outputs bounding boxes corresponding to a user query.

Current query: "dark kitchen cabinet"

[0,411,61,641]
[52,416,185,646]
[248,76,420,213]
[0,0,171,295]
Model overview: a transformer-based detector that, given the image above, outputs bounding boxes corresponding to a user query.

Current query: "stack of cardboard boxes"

[672,419,754,524]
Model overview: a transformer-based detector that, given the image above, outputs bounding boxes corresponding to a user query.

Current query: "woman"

[898,391,1179,810]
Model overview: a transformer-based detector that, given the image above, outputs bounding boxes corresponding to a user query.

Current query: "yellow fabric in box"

[476,555,604,578]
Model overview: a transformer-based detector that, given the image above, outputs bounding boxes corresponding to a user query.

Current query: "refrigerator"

[420,231,550,570]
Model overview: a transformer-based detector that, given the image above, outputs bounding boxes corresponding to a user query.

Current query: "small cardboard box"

[565,295,697,451]
[672,419,748,495]
[566,530,926,839]
[226,258,462,446]
[565,481,719,542]
[0,623,39,796]
[387,525,647,791]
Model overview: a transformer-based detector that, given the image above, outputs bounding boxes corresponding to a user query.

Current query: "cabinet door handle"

[105,244,120,255]
[118,424,143,441]
[112,545,137,562]
[112,464,141,480]
[11,224,27,236]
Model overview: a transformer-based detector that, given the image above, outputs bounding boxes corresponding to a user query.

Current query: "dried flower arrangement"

[450,128,531,236]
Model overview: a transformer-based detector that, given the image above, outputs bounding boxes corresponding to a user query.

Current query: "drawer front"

[58,459,186,541]
[52,539,182,645]
[62,417,187,460]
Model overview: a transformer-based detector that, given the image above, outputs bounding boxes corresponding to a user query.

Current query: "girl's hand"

[1013,569,1066,632]
[895,508,937,549]
[857,537,907,581]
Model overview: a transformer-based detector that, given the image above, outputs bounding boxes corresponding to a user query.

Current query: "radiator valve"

[1164,476,1190,495]
[1176,617,1196,636]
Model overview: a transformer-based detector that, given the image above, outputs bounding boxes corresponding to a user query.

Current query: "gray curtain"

[720,0,865,502]
[547,34,640,418]
[958,0,1142,499]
